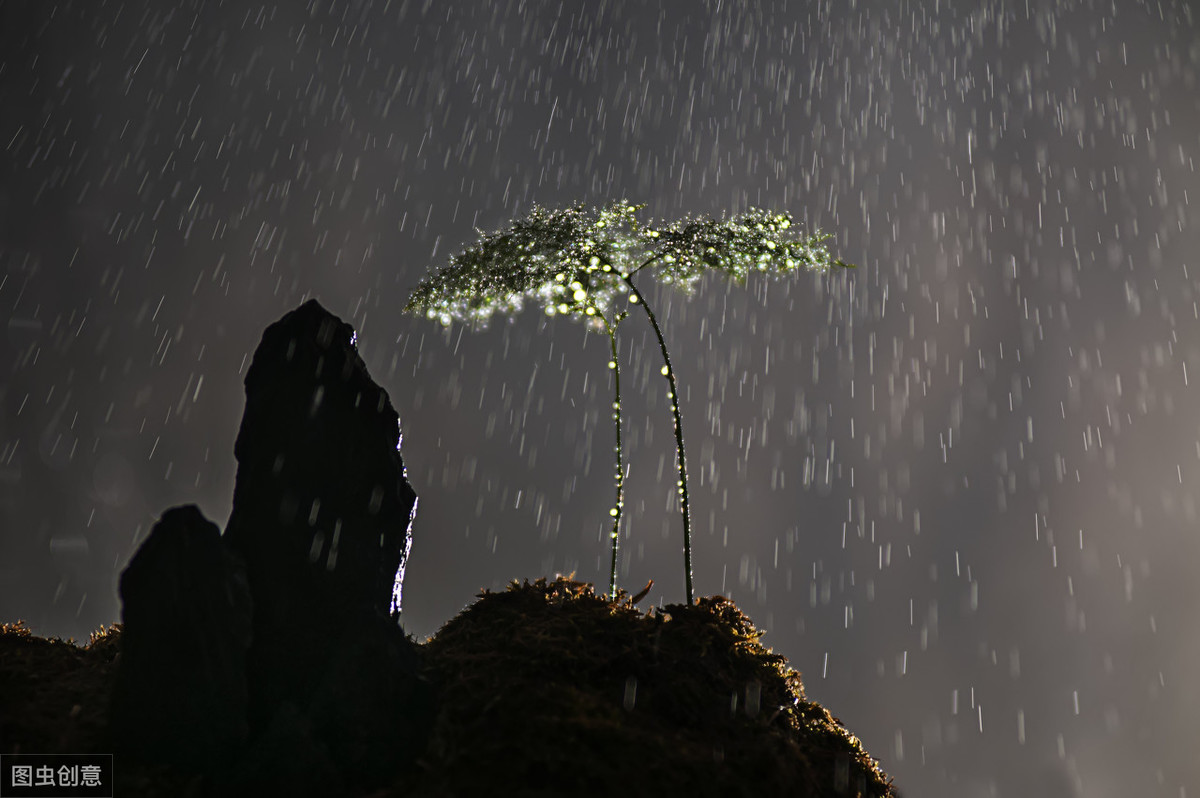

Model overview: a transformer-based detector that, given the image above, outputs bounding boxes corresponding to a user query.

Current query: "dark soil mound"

[1,578,896,797]
[412,577,893,797]
[0,621,121,755]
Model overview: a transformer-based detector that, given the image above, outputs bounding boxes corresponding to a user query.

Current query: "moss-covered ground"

[1,577,896,796]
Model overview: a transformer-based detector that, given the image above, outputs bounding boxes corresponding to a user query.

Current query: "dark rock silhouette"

[222,299,419,730]
[109,505,252,770]
[109,300,430,795]
[222,701,343,798]
[221,620,432,798]
[305,614,431,794]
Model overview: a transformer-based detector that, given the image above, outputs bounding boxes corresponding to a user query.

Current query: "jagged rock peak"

[223,300,420,736]
[226,298,417,620]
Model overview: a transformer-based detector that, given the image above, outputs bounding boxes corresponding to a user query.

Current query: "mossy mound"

[0,579,896,796]
[0,621,121,754]
[411,577,893,797]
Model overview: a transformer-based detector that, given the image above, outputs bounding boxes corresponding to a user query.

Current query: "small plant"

[405,201,850,603]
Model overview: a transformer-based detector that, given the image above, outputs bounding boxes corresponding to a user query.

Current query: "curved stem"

[603,322,625,599]
[628,253,660,277]
[620,273,694,604]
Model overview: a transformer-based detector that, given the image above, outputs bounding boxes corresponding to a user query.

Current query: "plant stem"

[603,320,624,599]
[627,254,660,277]
[620,273,694,604]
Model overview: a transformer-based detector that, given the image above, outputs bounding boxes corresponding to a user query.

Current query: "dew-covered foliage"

[405,200,849,604]
[404,200,848,329]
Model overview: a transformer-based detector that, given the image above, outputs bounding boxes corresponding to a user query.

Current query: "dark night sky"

[3,1,1199,795]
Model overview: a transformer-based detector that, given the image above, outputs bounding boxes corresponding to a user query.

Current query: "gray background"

[2,1,1198,795]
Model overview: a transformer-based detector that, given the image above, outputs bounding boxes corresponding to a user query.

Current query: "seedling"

[405,201,850,603]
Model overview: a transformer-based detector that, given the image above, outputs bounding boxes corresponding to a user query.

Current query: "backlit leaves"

[403,201,850,328]
[648,209,852,293]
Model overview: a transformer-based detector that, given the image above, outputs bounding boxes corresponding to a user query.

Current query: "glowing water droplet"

[745,681,762,717]
[623,676,638,711]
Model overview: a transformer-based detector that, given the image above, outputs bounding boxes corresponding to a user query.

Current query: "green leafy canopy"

[403,200,851,328]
